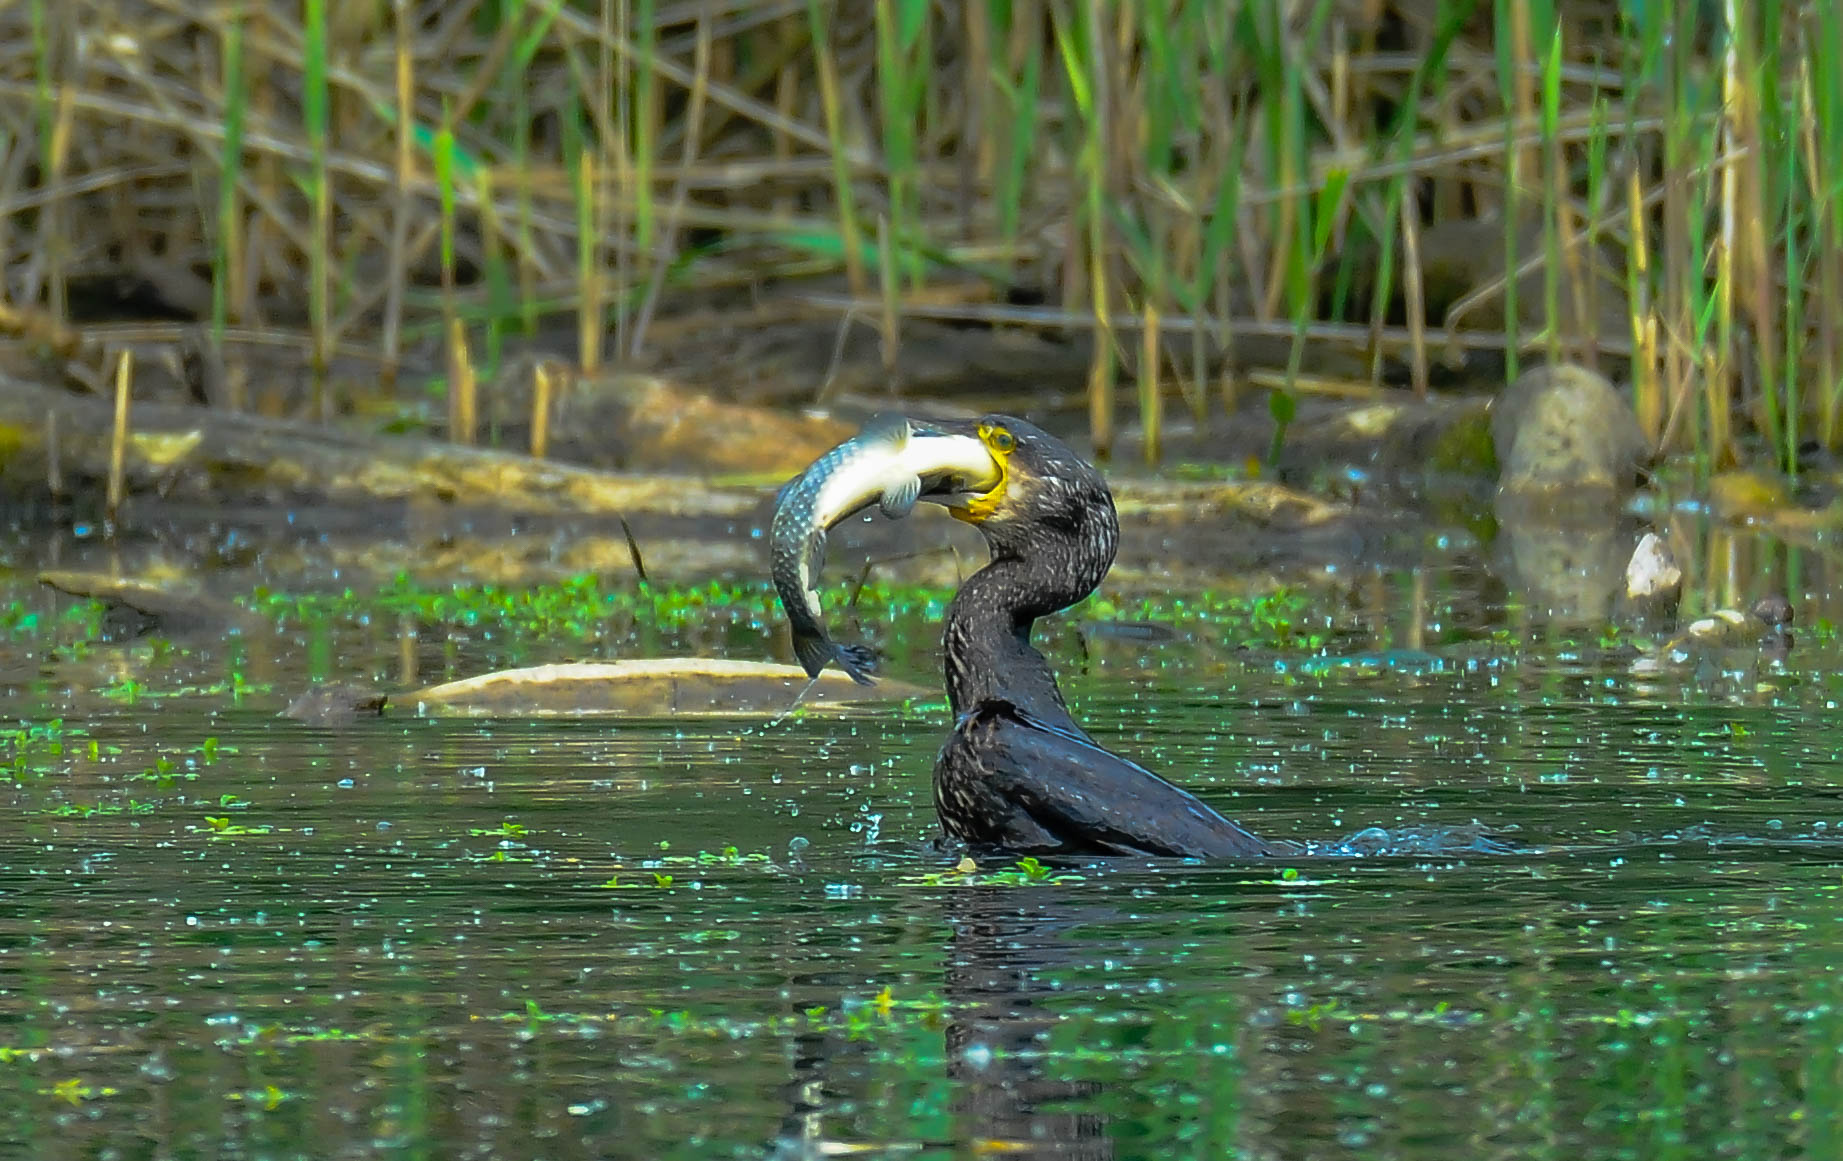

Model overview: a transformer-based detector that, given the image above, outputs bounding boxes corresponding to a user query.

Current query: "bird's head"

[910,414,1119,600]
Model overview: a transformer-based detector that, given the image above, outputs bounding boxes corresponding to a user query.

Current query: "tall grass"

[7,0,1843,476]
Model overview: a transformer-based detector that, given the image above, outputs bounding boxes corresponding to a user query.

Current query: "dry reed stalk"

[1140,301,1161,464]
[1555,202,1596,366]
[447,317,476,446]
[1507,0,1539,202]
[45,74,74,325]
[1241,368,1388,399]
[246,35,280,329]
[1398,194,1429,399]
[1628,167,1663,445]
[44,410,60,497]
[1728,4,1777,432]
[771,55,797,223]
[530,360,554,459]
[107,349,132,525]
[381,0,414,390]
[577,153,603,373]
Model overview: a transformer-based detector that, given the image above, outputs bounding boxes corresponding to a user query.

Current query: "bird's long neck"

[942,543,1108,732]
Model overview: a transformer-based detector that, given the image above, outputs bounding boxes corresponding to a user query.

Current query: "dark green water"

[4,542,1843,1159]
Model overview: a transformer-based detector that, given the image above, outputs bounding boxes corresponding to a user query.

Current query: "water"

[3,538,1843,1158]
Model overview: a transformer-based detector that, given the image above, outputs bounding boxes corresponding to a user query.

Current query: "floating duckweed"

[905,855,1085,887]
[243,575,1333,655]
[468,821,529,838]
[2,719,77,780]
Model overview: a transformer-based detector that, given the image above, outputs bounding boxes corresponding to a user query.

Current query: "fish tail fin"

[835,642,880,686]
[793,628,879,686]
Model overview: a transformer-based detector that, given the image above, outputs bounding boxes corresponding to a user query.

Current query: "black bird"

[772,413,1287,859]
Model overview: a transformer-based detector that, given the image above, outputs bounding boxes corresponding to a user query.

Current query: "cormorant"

[773,413,1286,859]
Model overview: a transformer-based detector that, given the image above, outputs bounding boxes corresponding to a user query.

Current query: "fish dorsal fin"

[879,475,922,519]
[858,412,911,446]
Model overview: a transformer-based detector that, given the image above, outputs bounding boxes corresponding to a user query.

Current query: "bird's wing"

[957,700,1276,860]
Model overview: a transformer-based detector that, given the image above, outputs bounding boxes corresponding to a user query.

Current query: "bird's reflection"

[941,891,1114,1158]
[769,886,1118,1159]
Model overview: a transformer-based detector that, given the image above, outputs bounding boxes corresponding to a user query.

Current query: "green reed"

[1492,0,1531,381]
[1538,21,1563,369]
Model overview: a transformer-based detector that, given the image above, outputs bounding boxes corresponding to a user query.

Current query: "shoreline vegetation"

[1,0,1837,488]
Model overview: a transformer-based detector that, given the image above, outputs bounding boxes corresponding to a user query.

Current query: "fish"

[770,413,999,684]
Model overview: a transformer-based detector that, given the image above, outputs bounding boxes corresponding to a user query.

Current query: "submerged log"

[37,569,265,636]
[405,659,931,717]
[0,373,766,517]
[1113,478,1351,526]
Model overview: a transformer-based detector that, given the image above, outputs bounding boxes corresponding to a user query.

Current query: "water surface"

[2,526,1842,1159]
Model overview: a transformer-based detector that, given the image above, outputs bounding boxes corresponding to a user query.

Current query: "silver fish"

[770,413,999,684]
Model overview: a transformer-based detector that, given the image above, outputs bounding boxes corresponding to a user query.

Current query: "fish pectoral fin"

[879,475,923,519]
[801,527,828,587]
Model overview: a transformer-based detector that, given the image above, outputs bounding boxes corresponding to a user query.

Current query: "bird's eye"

[990,427,1015,453]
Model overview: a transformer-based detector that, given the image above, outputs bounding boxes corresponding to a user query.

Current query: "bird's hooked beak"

[907,417,1017,524]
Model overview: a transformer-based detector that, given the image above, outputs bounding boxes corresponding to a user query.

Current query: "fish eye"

[989,427,1015,453]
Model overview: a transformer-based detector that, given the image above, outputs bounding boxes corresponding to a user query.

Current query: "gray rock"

[1491,364,1647,494]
